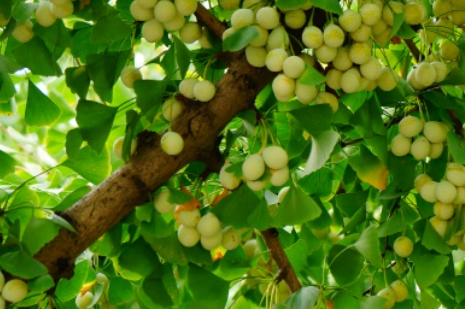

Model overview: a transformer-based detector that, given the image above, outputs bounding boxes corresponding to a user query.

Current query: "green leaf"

[389,12,405,38]
[133,80,167,121]
[76,100,118,154]
[298,64,326,86]
[0,251,48,279]
[447,132,465,164]
[412,254,449,289]
[284,239,309,273]
[328,246,364,286]
[421,220,451,255]
[275,0,307,10]
[387,153,417,191]
[141,232,188,266]
[117,238,162,279]
[108,276,134,305]
[91,14,132,44]
[377,212,407,237]
[289,104,333,134]
[272,184,322,226]
[332,292,361,309]
[174,36,191,79]
[455,276,465,304]
[141,274,173,307]
[62,145,111,184]
[55,261,92,301]
[65,67,90,99]
[65,128,83,160]
[22,217,60,254]
[360,296,387,309]
[28,275,55,294]
[353,226,383,268]
[25,80,61,126]
[439,68,465,86]
[54,186,91,212]
[223,26,259,52]
[303,130,339,175]
[285,286,319,308]
[247,198,272,231]
[0,71,15,102]
[349,151,387,190]
[187,264,229,309]
[308,0,343,14]
[0,149,16,178]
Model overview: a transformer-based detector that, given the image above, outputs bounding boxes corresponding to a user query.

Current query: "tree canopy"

[1,0,465,308]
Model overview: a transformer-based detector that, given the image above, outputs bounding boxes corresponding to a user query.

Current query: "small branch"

[195,4,226,39]
[403,39,421,63]
[261,228,302,293]
[447,109,465,139]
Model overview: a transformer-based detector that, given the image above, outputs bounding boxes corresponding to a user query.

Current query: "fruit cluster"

[390,115,447,160]
[219,145,290,192]
[75,273,110,309]
[0,272,29,307]
[376,279,409,309]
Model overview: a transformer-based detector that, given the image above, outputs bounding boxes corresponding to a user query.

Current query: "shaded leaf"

[25,80,61,126]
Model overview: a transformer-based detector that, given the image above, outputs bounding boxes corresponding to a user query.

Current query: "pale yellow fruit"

[197,213,221,237]
[247,179,267,191]
[350,24,372,42]
[179,22,202,44]
[231,8,254,29]
[295,83,318,104]
[407,69,425,91]
[341,67,361,93]
[162,98,183,121]
[436,18,455,38]
[246,46,267,68]
[153,1,177,22]
[454,187,465,204]
[142,19,164,42]
[2,280,28,304]
[419,29,437,45]
[161,131,184,155]
[366,79,378,91]
[175,0,197,16]
[358,77,370,91]
[429,143,444,159]
[360,3,382,26]
[302,26,324,49]
[138,0,158,9]
[433,0,453,18]
[51,1,74,18]
[12,20,34,43]
[265,48,288,72]
[243,239,258,258]
[436,180,457,204]
[76,291,94,309]
[283,56,306,79]
[201,232,223,250]
[269,166,289,187]
[390,280,408,303]
[373,26,392,46]
[178,209,201,227]
[272,74,295,102]
[423,121,448,143]
[315,92,338,112]
[163,13,186,32]
[414,174,432,193]
[326,69,342,90]
[222,27,235,40]
[314,44,337,63]
[249,25,268,47]
[193,80,216,102]
[154,190,176,214]
[393,236,414,257]
[222,226,242,250]
[36,2,57,27]
[420,180,438,203]
[449,11,465,26]
[113,136,137,159]
[377,288,396,309]
[219,162,241,190]
[399,116,423,138]
[284,9,306,29]
[120,66,142,88]
[430,216,448,237]
[377,67,398,92]
[404,1,426,25]
[50,0,70,4]
[452,0,465,8]
[447,163,465,187]
[333,47,353,71]
[349,42,371,65]
[242,153,266,181]
[300,1,313,10]
[178,225,201,247]
[339,10,362,32]
[390,134,411,156]
[0,271,4,291]
[372,19,388,36]
[262,146,288,169]
[440,40,460,61]
[415,62,437,87]
[410,136,431,160]
[383,2,404,26]
[267,26,289,50]
[434,202,455,220]
[256,7,280,30]
[447,233,462,245]
[179,78,198,99]
[219,0,240,10]
[323,24,345,48]
[360,57,382,81]
[432,61,449,83]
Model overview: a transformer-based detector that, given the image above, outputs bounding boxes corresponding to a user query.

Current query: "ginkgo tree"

[1,0,465,308]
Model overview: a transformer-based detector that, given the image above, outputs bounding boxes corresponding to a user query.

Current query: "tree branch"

[195,4,226,39]
[404,39,421,63]
[448,109,465,139]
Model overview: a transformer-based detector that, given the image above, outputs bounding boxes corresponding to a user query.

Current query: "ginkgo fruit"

[404,1,426,25]
[179,22,202,44]
[341,68,361,93]
[178,224,201,247]
[246,46,267,68]
[51,1,74,18]
[430,216,448,237]
[0,271,4,291]
[231,8,254,29]
[265,48,288,72]
[243,239,258,258]
[415,62,437,87]
[161,131,184,155]
[360,56,383,80]
[193,80,216,102]
[142,18,164,42]
[256,7,280,30]
[283,56,306,79]
[219,162,242,190]
[269,166,289,187]
[410,136,431,160]
[267,26,290,50]
[423,121,447,143]
[179,78,198,99]
[175,0,198,16]
[2,279,28,303]
[178,209,201,227]
[12,20,34,43]
[96,273,109,284]
[436,180,457,204]
[447,163,465,187]
[350,24,372,41]
[433,0,453,17]
[393,236,414,258]
[36,2,57,27]
[390,280,408,302]
[432,62,449,83]
[349,42,371,65]
[201,231,223,250]
[429,143,444,159]
[383,2,404,26]
[372,19,388,36]
[323,24,345,48]
[454,186,465,204]
[390,134,411,157]
[284,9,306,29]
[420,180,438,203]
[75,291,94,309]
[272,74,296,102]
[333,48,353,71]
[440,40,460,61]
[399,116,423,138]
[120,66,142,88]
[153,0,177,22]
[338,10,362,32]
[315,92,338,112]
[247,178,268,191]
[434,202,455,220]
[360,3,382,26]
[197,213,221,237]
[315,44,337,63]
[249,25,268,47]
[154,190,176,214]
[113,136,137,159]
[295,83,318,104]
[138,0,158,9]
[377,288,396,309]
[242,154,266,181]
[164,13,185,32]
[219,0,240,10]
[326,69,342,90]
[222,226,242,250]
[162,98,183,121]
[302,26,324,49]
[377,67,398,91]
[262,146,288,170]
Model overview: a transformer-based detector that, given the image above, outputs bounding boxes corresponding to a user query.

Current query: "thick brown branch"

[195,4,226,39]
[448,109,465,139]
[261,228,302,293]
[403,39,421,63]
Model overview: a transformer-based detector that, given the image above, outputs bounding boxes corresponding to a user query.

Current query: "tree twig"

[195,4,226,39]
[403,39,421,63]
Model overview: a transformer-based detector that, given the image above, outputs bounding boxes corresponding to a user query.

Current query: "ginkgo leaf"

[348,152,388,190]
[304,130,340,176]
